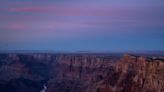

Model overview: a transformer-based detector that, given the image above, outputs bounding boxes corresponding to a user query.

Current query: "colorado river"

[40,84,47,92]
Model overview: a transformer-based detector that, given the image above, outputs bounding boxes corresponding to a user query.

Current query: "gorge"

[0,53,163,92]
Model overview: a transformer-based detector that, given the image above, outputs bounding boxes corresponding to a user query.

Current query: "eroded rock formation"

[47,54,164,92]
[0,53,163,92]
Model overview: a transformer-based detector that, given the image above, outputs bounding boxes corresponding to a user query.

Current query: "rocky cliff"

[47,54,164,92]
[0,53,163,92]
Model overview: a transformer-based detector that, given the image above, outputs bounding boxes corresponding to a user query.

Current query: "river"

[40,84,47,92]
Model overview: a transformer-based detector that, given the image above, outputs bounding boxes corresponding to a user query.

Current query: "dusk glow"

[0,0,164,51]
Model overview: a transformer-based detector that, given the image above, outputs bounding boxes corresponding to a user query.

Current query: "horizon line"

[0,50,164,53]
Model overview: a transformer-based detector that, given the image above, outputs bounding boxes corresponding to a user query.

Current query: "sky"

[0,0,164,52]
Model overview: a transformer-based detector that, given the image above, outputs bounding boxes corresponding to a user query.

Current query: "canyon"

[0,53,163,92]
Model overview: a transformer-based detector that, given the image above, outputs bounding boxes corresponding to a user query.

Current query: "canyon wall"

[0,53,163,92]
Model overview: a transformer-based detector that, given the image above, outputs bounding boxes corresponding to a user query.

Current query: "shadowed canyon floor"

[0,53,163,92]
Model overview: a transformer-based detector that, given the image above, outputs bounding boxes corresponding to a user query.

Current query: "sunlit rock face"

[0,53,163,92]
[114,54,164,92]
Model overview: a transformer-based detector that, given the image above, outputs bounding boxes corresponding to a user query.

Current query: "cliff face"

[115,54,164,92]
[47,55,117,92]
[47,54,164,92]
[0,53,163,92]
[55,55,116,80]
